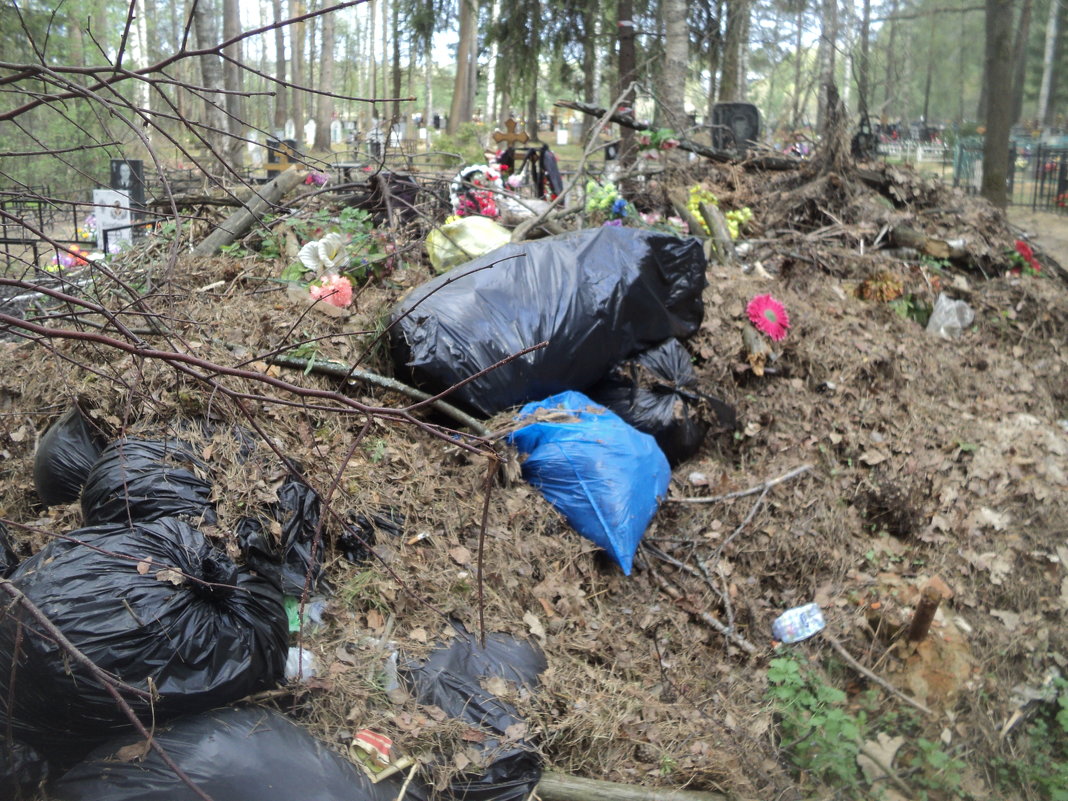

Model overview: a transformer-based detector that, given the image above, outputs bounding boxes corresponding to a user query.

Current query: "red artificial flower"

[747,294,791,341]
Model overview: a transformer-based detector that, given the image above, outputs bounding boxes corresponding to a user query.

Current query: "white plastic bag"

[926,293,974,339]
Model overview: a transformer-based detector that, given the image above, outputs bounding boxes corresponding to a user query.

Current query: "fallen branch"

[822,630,933,717]
[537,770,727,801]
[554,99,800,171]
[266,353,490,437]
[668,464,814,504]
[193,167,306,255]
[644,561,758,655]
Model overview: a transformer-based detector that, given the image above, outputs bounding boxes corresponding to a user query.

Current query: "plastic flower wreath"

[747,294,791,341]
[309,273,353,308]
[1009,239,1042,276]
[298,232,348,274]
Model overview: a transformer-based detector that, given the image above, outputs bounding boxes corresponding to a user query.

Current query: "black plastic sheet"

[0,520,19,577]
[50,706,405,801]
[80,438,216,526]
[33,404,106,506]
[390,227,707,416]
[0,735,48,800]
[237,474,324,595]
[338,509,405,564]
[0,518,287,752]
[402,628,547,801]
[589,338,736,465]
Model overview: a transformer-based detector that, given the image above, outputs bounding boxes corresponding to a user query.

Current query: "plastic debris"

[80,438,215,526]
[284,646,318,681]
[926,293,975,340]
[32,404,106,506]
[390,227,707,416]
[590,338,736,465]
[507,391,671,575]
[50,706,405,801]
[0,517,287,753]
[772,602,826,643]
[425,215,512,273]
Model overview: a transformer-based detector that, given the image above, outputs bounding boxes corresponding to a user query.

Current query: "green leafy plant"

[994,678,1068,801]
[766,655,864,788]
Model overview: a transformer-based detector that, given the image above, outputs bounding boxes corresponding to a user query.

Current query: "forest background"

[0,0,1063,210]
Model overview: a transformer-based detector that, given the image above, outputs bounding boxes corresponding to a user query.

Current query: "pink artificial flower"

[309,274,353,308]
[660,138,680,150]
[637,134,652,147]
[747,294,790,341]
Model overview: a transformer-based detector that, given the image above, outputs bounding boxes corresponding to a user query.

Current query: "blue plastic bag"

[507,391,670,574]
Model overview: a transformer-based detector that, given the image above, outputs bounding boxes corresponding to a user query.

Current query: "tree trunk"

[581,0,598,137]
[424,37,433,133]
[1010,0,1033,124]
[1036,0,1062,126]
[314,6,335,150]
[291,0,306,145]
[790,0,805,126]
[660,0,689,130]
[487,0,500,126]
[858,0,870,111]
[192,0,232,172]
[881,0,898,114]
[816,0,838,133]
[272,0,287,132]
[705,0,723,123]
[447,0,477,134]
[223,0,244,166]
[391,0,402,125]
[981,0,1015,208]
[720,0,750,101]
[617,0,637,161]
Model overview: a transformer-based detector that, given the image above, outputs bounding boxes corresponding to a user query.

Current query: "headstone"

[92,189,131,252]
[556,128,569,146]
[283,119,296,140]
[304,120,316,146]
[109,159,144,210]
[330,119,343,144]
[710,102,761,153]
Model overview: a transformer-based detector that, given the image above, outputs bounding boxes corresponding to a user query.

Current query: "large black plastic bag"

[237,473,324,595]
[0,518,287,751]
[33,404,106,506]
[50,706,405,801]
[80,437,216,526]
[589,338,736,465]
[1,735,48,800]
[0,520,19,576]
[401,627,547,801]
[390,227,707,416]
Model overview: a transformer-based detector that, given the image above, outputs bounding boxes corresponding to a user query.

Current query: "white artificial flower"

[298,232,348,274]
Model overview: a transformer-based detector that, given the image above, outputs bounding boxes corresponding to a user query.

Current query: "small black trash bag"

[50,706,406,801]
[589,338,737,465]
[237,473,324,596]
[80,437,215,526]
[0,520,19,577]
[0,517,287,752]
[1,735,48,800]
[390,226,707,416]
[401,628,547,801]
[33,404,106,506]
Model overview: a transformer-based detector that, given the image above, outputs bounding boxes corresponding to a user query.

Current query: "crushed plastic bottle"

[772,602,826,643]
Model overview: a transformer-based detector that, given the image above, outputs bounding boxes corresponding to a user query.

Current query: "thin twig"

[668,464,814,504]
[823,630,933,716]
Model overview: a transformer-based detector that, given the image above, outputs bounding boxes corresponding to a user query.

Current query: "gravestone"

[109,159,144,210]
[92,189,130,253]
[710,102,761,153]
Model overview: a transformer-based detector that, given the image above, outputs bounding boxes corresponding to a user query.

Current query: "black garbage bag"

[390,226,707,416]
[401,628,547,801]
[0,520,19,577]
[33,404,106,506]
[589,338,737,465]
[338,509,405,564]
[0,518,287,753]
[50,706,406,801]
[237,474,324,596]
[80,437,216,526]
[1,735,48,800]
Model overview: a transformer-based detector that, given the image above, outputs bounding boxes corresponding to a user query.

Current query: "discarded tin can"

[772,602,826,643]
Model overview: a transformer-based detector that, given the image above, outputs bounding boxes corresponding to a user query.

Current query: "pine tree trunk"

[981,0,1015,208]
[223,0,244,166]
[447,0,477,134]
[816,0,838,133]
[720,0,750,101]
[1010,0,1033,125]
[617,0,637,161]
[272,0,287,132]
[660,0,689,130]
[192,0,233,172]
[292,0,306,145]
[314,7,335,150]
[1036,0,1063,126]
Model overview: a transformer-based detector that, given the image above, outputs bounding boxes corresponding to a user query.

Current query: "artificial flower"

[747,294,790,341]
[298,232,348,274]
[1014,240,1033,262]
[304,172,329,187]
[603,218,624,227]
[611,197,629,218]
[309,273,353,308]
[661,138,680,150]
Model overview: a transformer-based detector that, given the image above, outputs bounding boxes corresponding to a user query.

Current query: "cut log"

[699,202,737,265]
[666,189,708,244]
[537,771,727,801]
[193,167,306,255]
[888,226,966,261]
